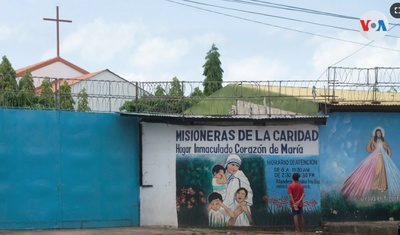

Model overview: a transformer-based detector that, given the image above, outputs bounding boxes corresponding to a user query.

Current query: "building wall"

[141,112,400,227]
[319,112,400,221]
[232,100,296,115]
[2,109,398,229]
[0,109,140,229]
[32,62,85,81]
[141,122,320,227]
[70,71,137,112]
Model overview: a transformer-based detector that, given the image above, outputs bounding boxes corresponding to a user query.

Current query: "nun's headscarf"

[224,154,242,168]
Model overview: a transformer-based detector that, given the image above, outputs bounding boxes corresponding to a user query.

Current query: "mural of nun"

[223,154,253,208]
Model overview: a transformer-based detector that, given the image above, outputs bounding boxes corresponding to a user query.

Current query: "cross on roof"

[43,6,72,57]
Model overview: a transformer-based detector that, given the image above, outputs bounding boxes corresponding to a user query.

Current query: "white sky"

[1,0,399,82]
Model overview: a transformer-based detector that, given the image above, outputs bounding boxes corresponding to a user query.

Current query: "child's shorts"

[291,207,303,215]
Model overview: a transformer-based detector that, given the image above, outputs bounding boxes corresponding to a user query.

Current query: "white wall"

[70,71,136,112]
[139,122,319,227]
[32,61,85,81]
[140,122,178,227]
[232,100,297,115]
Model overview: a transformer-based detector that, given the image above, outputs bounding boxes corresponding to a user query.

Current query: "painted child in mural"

[211,164,227,200]
[223,153,253,225]
[228,187,253,226]
[341,126,400,199]
[207,192,234,227]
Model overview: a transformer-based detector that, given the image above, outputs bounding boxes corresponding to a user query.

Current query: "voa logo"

[359,10,388,40]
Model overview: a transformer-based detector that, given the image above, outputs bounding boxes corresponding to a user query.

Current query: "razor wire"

[0,67,400,116]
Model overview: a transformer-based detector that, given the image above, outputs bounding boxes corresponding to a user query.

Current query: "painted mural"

[175,125,321,227]
[320,113,400,221]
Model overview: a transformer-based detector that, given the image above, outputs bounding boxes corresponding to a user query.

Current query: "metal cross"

[43,6,72,57]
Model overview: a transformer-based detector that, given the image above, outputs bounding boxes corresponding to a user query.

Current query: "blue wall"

[319,112,400,221]
[0,110,139,229]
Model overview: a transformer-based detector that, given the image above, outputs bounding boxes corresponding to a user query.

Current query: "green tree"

[189,87,204,106]
[202,44,223,96]
[18,70,36,107]
[168,76,183,96]
[0,55,18,106]
[166,77,184,113]
[58,81,75,110]
[77,88,91,111]
[39,78,55,109]
[190,87,204,97]
[155,85,165,96]
[120,78,195,114]
[119,100,136,112]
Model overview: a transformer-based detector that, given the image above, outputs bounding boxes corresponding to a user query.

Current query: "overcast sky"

[1,0,399,82]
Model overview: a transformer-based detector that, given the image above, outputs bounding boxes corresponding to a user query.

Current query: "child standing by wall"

[287,173,305,234]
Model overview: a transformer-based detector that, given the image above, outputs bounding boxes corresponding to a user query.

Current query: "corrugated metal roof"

[119,111,328,125]
[120,111,325,119]
[325,103,400,106]
[322,102,400,112]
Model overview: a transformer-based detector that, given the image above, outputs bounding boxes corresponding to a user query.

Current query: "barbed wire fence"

[1,67,400,116]
[327,67,400,104]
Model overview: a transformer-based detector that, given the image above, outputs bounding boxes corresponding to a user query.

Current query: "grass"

[185,84,319,116]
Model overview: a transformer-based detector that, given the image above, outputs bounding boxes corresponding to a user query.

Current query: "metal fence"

[327,67,400,104]
[2,67,400,116]
[134,80,326,116]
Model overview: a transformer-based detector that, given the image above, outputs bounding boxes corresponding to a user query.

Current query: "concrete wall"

[3,109,398,229]
[319,112,400,221]
[231,100,296,115]
[0,109,140,229]
[140,122,320,227]
[140,112,400,227]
